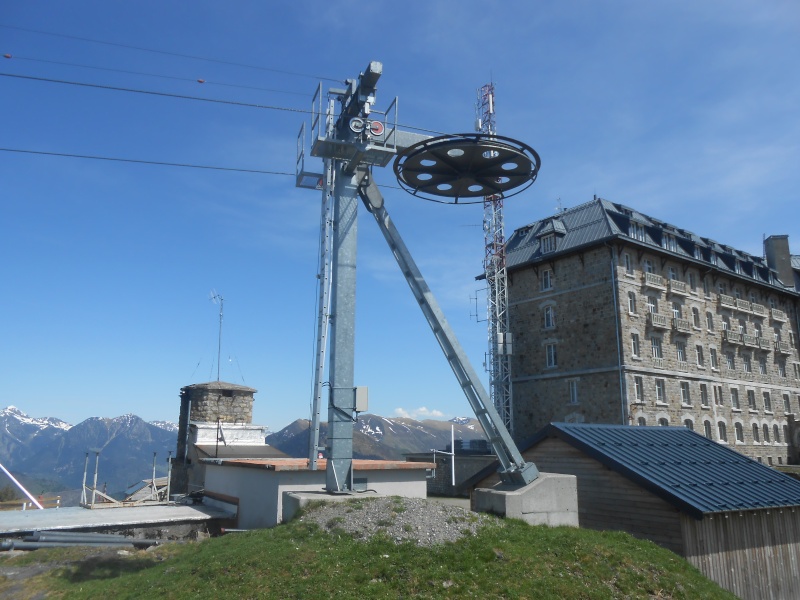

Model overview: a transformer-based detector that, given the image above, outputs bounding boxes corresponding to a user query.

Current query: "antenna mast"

[210,290,224,382]
[476,83,514,435]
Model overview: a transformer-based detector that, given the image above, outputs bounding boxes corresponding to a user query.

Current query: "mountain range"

[265,414,486,460]
[0,406,177,497]
[0,407,486,501]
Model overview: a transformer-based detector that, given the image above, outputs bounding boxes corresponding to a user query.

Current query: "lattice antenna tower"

[476,83,514,434]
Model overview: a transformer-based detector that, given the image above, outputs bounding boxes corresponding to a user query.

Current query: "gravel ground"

[296,496,501,547]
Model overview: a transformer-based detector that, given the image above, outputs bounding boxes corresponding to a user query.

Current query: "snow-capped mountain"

[0,407,177,496]
[266,414,486,460]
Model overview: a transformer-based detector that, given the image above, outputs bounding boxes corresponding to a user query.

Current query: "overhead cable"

[0,72,313,113]
[0,148,294,175]
[2,71,448,136]
[0,23,344,83]
[2,54,310,96]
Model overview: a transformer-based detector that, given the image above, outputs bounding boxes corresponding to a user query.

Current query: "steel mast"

[477,83,514,435]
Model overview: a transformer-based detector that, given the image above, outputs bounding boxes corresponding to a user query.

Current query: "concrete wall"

[203,464,429,529]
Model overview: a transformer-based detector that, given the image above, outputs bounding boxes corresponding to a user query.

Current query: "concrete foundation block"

[472,472,578,527]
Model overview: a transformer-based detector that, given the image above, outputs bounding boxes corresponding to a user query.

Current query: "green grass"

[0,516,737,599]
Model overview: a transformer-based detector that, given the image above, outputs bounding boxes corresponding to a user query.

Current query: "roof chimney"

[764,235,794,288]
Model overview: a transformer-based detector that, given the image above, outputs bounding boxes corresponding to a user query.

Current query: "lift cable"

[0,72,312,113]
[2,54,310,97]
[0,147,294,176]
[0,23,344,83]
[0,72,448,135]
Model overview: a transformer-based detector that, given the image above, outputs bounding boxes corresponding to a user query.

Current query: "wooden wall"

[682,509,800,600]
[472,437,685,553]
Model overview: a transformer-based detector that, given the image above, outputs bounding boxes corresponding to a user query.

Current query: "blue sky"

[2,1,799,432]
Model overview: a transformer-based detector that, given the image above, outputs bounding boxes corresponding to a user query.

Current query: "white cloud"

[393,406,446,420]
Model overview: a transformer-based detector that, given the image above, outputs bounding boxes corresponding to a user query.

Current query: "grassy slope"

[0,512,736,600]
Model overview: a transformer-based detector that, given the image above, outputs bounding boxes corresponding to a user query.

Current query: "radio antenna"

[210,290,224,382]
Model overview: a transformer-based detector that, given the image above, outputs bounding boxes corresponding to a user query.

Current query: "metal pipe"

[0,461,43,510]
[91,451,100,507]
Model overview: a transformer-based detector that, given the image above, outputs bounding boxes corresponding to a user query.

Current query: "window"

[568,380,579,404]
[541,269,552,291]
[651,337,663,359]
[682,382,692,405]
[718,282,725,294]
[735,422,744,442]
[722,316,730,331]
[784,393,791,414]
[738,319,746,334]
[646,296,658,313]
[759,357,767,375]
[659,417,669,427]
[731,388,740,409]
[544,305,555,329]
[753,423,760,442]
[630,222,646,241]
[545,343,557,368]
[718,422,728,442]
[637,417,647,427]
[714,385,724,406]
[676,341,686,362]
[774,424,781,443]
[734,287,742,299]
[784,425,790,443]
[703,278,710,297]
[668,266,678,280]
[711,252,718,266]
[747,389,756,410]
[634,376,644,402]
[779,362,786,378]
[726,352,735,370]
[664,235,678,252]
[644,259,654,273]
[700,384,709,406]
[692,307,701,328]
[655,379,666,403]
[754,322,761,338]
[628,292,637,314]
[743,354,752,373]
[704,421,713,439]
[706,312,715,331]
[631,333,641,357]
[695,345,704,367]
[794,363,800,380]
[672,302,682,319]
[710,348,718,369]
[688,272,697,291]
[750,292,757,305]
[763,424,770,443]
[763,391,772,412]
[541,234,555,254]
[684,419,694,431]
[623,253,633,275]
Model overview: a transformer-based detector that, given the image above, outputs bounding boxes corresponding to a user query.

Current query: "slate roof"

[506,198,794,293]
[526,423,800,519]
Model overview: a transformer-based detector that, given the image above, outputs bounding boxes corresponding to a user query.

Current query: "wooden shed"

[468,423,800,600]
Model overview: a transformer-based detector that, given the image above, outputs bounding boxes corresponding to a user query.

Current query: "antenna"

[210,290,224,382]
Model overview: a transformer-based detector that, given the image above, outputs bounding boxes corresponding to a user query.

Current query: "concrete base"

[283,491,380,524]
[472,472,579,527]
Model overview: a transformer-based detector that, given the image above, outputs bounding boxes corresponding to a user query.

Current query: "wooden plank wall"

[472,438,685,553]
[682,509,800,600]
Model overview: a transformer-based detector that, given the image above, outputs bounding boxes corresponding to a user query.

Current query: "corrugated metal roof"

[526,423,800,519]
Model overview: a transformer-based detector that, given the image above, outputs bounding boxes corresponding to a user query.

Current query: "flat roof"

[201,458,436,472]
[0,504,233,536]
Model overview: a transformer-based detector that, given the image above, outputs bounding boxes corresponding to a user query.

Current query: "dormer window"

[629,222,646,242]
[541,234,555,254]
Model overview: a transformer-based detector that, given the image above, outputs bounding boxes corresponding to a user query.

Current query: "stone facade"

[507,201,800,467]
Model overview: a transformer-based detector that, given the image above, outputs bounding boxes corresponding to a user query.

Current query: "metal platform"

[0,504,234,536]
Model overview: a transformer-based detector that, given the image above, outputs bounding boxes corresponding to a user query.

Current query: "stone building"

[505,197,800,465]
[171,381,286,495]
